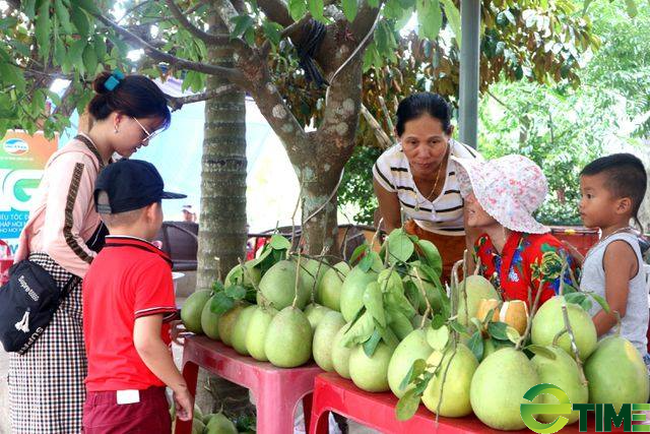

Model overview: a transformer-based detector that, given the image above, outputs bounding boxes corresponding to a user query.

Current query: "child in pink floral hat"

[451,154,578,307]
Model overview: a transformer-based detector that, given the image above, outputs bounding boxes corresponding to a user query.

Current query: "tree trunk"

[194,9,253,419]
[196,12,248,291]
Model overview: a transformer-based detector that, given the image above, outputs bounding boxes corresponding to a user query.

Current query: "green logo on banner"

[520,384,650,433]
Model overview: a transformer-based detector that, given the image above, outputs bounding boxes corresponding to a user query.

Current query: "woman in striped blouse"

[373,93,481,280]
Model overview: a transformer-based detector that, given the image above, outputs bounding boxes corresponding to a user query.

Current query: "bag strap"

[60,275,80,299]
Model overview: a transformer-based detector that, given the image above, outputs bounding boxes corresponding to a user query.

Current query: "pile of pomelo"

[181,229,649,431]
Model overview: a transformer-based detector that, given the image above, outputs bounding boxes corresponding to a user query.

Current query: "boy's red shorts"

[83,386,171,433]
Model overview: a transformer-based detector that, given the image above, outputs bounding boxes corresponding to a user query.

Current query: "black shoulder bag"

[0,260,78,354]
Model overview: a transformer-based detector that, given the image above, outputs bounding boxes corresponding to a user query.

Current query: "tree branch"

[360,103,392,149]
[165,0,226,44]
[350,0,382,41]
[117,0,156,24]
[51,83,77,118]
[248,70,308,156]
[95,13,248,86]
[212,0,242,34]
[165,84,238,111]
[257,0,293,27]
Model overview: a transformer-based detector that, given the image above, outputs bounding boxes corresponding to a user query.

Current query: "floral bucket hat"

[451,154,550,234]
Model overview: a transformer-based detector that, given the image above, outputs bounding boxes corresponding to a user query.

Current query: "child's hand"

[561,241,585,266]
[173,387,194,422]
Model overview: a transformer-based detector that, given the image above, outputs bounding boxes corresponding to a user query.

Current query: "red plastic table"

[174,335,322,434]
[309,373,627,434]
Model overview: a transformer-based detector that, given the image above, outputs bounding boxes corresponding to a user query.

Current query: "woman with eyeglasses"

[8,71,171,433]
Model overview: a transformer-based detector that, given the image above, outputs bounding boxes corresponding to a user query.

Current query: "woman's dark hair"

[395,92,452,136]
[581,153,648,231]
[88,72,171,129]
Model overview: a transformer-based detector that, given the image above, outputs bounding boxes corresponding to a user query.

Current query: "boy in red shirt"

[82,159,193,433]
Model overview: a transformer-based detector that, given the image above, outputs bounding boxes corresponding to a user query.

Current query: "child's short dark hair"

[581,153,647,230]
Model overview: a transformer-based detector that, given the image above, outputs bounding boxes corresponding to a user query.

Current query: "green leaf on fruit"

[269,234,291,250]
[487,321,509,341]
[363,329,382,357]
[363,282,386,327]
[399,358,426,392]
[386,230,415,264]
[210,291,235,314]
[506,326,521,344]
[225,285,247,300]
[396,389,421,421]
[467,331,484,361]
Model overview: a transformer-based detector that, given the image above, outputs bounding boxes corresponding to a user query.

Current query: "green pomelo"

[217,303,247,347]
[305,303,333,331]
[264,307,313,368]
[245,306,278,362]
[317,262,351,311]
[585,336,650,409]
[456,276,499,328]
[531,296,597,360]
[482,338,511,361]
[200,298,220,341]
[532,346,588,424]
[205,412,237,434]
[340,266,378,322]
[231,305,257,355]
[470,348,540,430]
[349,342,395,392]
[259,260,310,310]
[422,344,478,417]
[181,290,212,334]
[387,329,433,398]
[313,311,346,372]
[224,262,261,288]
[299,258,327,296]
[332,325,353,379]
[191,418,205,434]
[403,269,443,314]
[193,404,203,423]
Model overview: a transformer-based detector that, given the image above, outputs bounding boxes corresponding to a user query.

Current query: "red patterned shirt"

[473,232,579,307]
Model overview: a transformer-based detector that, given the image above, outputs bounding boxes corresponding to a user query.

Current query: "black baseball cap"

[94,159,186,214]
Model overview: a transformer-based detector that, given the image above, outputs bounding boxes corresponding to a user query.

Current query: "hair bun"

[92,71,113,94]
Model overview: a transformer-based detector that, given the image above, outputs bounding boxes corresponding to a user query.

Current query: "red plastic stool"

[308,373,625,434]
[174,335,322,434]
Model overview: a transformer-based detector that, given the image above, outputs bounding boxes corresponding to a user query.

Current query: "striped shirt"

[373,139,481,235]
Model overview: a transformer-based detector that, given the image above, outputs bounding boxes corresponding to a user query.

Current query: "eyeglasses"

[132,117,160,143]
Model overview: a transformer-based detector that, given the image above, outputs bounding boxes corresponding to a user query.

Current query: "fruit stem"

[517,279,544,350]
[290,174,304,253]
[435,340,458,424]
[473,256,481,276]
[414,268,432,328]
[293,252,303,309]
[311,246,328,304]
[462,250,469,330]
[614,311,622,336]
[371,218,384,253]
[560,298,587,385]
